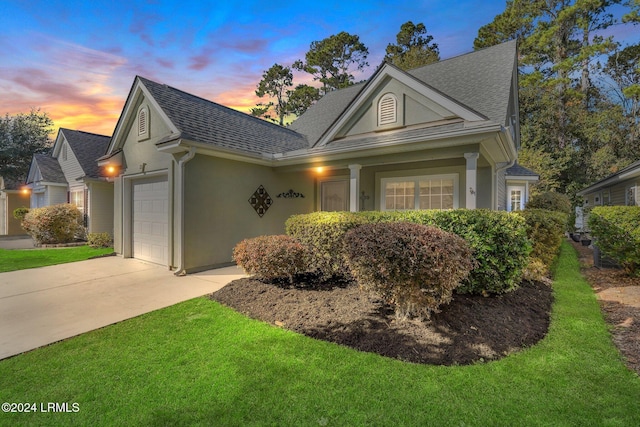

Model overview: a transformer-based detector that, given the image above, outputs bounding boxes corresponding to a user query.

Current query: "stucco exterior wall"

[3,191,30,235]
[88,181,114,234]
[182,155,315,272]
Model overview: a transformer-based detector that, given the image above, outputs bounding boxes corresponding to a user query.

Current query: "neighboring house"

[99,40,535,273]
[25,128,114,235]
[577,160,640,208]
[0,176,30,236]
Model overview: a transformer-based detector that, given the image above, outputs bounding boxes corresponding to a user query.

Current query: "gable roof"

[0,176,24,191]
[290,40,518,147]
[577,159,640,196]
[506,162,539,178]
[30,154,66,184]
[136,77,308,155]
[60,129,111,179]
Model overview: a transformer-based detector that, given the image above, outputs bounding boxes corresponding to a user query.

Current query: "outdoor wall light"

[21,187,30,195]
[316,167,324,173]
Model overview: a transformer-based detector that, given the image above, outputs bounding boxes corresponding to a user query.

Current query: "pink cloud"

[156,58,175,69]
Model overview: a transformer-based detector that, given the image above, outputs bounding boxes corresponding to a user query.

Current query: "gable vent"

[378,94,397,126]
[137,105,150,141]
[138,109,147,135]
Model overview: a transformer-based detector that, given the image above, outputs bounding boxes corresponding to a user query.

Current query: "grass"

[0,246,113,272]
[0,241,638,426]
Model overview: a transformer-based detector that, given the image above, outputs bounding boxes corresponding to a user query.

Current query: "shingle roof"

[506,162,539,177]
[290,40,517,146]
[1,176,24,190]
[408,40,517,125]
[61,129,111,179]
[138,77,309,155]
[33,154,66,183]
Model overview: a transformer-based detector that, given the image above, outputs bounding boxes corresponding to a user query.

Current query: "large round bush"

[344,222,475,320]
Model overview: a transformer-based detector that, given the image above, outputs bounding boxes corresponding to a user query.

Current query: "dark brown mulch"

[570,240,640,376]
[211,274,553,365]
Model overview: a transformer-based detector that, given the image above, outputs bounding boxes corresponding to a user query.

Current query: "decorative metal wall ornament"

[276,189,305,199]
[248,185,273,217]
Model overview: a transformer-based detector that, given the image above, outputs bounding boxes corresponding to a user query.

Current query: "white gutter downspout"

[495,126,517,211]
[174,146,196,276]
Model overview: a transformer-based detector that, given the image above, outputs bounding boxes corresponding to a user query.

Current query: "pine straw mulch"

[570,240,640,376]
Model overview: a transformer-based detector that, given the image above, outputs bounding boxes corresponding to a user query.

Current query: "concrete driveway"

[0,256,246,359]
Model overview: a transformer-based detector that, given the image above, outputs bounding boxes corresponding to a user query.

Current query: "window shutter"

[378,94,397,126]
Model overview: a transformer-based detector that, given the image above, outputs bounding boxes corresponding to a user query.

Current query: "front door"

[507,185,525,212]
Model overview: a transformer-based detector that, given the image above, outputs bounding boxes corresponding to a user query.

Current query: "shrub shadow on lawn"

[211,278,553,365]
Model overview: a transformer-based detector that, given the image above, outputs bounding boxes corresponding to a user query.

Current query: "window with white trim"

[137,105,150,141]
[70,188,84,211]
[378,93,397,126]
[381,174,458,211]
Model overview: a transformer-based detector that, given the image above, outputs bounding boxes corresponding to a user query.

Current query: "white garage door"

[132,176,168,265]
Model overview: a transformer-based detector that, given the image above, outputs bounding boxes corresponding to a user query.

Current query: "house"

[577,160,640,207]
[0,176,30,236]
[25,128,114,234]
[100,40,535,274]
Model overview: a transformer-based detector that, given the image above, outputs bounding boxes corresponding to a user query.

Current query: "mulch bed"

[211,273,553,365]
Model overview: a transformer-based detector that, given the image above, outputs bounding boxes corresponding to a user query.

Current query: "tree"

[254,63,293,126]
[623,0,640,22]
[474,0,629,194]
[293,31,369,94]
[0,108,53,183]
[385,21,440,70]
[603,43,640,146]
[286,84,321,117]
[251,64,321,124]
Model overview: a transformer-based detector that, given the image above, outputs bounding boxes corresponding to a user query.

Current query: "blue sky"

[0,0,638,136]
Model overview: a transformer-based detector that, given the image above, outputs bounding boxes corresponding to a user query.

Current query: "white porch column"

[349,164,362,212]
[464,153,479,209]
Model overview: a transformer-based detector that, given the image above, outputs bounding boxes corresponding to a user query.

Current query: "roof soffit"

[315,63,487,148]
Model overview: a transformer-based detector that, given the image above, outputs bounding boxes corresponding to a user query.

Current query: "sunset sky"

[1,0,638,137]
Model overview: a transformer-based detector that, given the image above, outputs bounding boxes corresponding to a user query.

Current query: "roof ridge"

[61,128,111,138]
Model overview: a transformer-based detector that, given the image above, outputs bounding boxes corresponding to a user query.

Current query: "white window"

[627,185,637,206]
[378,93,397,126]
[320,180,349,212]
[381,174,458,211]
[507,186,525,212]
[70,189,84,211]
[594,192,602,205]
[137,105,150,141]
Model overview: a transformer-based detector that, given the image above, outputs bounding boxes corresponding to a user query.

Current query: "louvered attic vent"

[378,94,397,126]
[138,108,147,135]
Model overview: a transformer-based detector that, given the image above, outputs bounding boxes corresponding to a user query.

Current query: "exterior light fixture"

[316,167,324,174]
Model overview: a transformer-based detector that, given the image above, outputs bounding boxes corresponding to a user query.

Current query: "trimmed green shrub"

[358,209,530,295]
[344,222,474,319]
[87,232,113,248]
[21,203,84,244]
[588,206,640,276]
[285,212,367,277]
[526,191,572,215]
[517,208,568,268]
[12,207,29,221]
[233,235,310,283]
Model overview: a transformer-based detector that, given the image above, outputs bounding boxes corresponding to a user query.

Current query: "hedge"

[285,212,368,278]
[21,204,85,244]
[588,206,640,277]
[359,209,531,295]
[517,208,568,268]
[286,210,531,295]
[233,235,310,283]
[344,222,474,319]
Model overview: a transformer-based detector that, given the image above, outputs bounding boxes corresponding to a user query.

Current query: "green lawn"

[0,241,638,426]
[0,246,113,272]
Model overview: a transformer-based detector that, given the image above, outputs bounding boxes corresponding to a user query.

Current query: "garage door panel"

[132,176,168,265]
